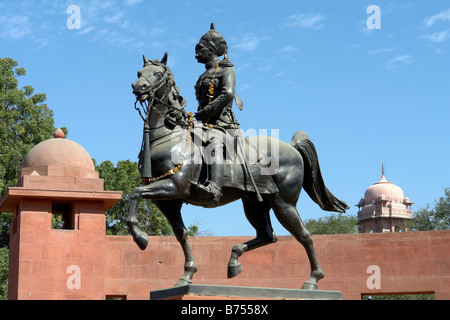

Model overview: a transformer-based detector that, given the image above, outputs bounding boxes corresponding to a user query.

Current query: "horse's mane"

[146,58,189,126]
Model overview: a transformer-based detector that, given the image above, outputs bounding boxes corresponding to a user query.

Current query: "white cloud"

[367,48,394,55]
[278,46,299,53]
[424,8,450,28]
[148,27,166,37]
[284,13,326,30]
[0,15,32,39]
[0,1,145,50]
[232,33,262,51]
[125,0,143,6]
[150,41,165,49]
[346,44,360,51]
[103,12,125,24]
[422,30,450,43]
[77,26,96,36]
[386,55,414,69]
[65,0,150,50]
[94,29,134,47]
[239,84,255,91]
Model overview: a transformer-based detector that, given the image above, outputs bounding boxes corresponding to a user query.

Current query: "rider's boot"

[197,143,224,204]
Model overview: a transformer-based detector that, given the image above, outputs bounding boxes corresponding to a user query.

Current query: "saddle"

[187,123,279,195]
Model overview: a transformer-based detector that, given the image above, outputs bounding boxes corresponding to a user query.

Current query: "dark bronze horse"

[127,53,349,290]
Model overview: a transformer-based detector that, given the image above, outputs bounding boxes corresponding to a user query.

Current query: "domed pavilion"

[356,166,413,233]
[0,129,122,299]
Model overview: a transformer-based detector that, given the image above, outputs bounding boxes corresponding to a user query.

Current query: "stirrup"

[197,182,222,202]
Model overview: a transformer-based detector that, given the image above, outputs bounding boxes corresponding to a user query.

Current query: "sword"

[235,134,263,202]
[139,123,152,184]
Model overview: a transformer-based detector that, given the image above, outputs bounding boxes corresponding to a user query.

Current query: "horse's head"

[132,52,171,102]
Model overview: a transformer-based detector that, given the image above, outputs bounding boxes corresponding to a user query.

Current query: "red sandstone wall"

[104,230,449,300]
[9,199,107,300]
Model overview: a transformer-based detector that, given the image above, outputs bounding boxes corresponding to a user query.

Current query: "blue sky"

[1,0,449,236]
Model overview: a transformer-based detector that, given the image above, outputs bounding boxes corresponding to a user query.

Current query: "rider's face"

[195,43,212,64]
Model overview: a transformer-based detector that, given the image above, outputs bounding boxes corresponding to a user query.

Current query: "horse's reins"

[134,73,167,121]
[135,71,194,185]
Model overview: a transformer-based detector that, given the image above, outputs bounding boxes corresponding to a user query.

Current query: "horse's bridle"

[134,68,194,185]
[134,69,190,129]
[134,71,168,118]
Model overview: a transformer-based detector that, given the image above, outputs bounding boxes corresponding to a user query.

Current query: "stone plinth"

[150,284,342,300]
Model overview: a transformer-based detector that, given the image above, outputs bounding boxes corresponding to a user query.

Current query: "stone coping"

[150,284,342,300]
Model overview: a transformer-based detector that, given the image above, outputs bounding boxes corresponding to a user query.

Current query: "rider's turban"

[199,23,229,60]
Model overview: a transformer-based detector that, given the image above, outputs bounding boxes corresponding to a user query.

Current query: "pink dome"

[21,129,96,178]
[364,174,404,204]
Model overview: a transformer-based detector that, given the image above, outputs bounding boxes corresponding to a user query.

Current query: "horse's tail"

[290,131,349,213]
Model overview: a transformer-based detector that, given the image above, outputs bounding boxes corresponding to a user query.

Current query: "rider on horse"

[194,23,241,204]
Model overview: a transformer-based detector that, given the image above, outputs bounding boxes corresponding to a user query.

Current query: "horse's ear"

[143,54,151,66]
[161,52,168,65]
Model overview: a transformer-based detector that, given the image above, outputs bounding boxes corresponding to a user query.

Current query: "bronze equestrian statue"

[127,24,349,290]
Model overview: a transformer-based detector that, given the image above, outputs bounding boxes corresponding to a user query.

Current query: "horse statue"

[127,53,349,290]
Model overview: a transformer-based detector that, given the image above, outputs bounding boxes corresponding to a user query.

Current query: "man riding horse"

[128,23,349,290]
[194,23,242,204]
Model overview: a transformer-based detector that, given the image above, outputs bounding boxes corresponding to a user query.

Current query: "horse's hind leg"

[227,197,277,278]
[269,196,324,290]
[155,200,197,287]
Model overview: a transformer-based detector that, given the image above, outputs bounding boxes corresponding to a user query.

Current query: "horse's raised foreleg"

[227,197,277,278]
[127,190,149,250]
[126,178,190,251]
[155,200,197,287]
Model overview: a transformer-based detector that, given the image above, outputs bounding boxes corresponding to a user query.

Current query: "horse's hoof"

[301,281,318,290]
[174,278,192,287]
[134,232,149,251]
[227,262,243,279]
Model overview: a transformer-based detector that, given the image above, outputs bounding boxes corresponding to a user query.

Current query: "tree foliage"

[305,213,358,235]
[0,58,56,195]
[0,213,12,249]
[95,159,173,236]
[0,58,60,300]
[407,188,450,231]
[0,247,8,300]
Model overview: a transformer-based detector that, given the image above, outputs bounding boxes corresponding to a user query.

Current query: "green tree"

[0,58,62,300]
[0,58,56,195]
[363,293,434,300]
[305,213,358,235]
[0,213,12,249]
[0,58,59,300]
[95,159,173,236]
[407,188,450,231]
[0,247,8,300]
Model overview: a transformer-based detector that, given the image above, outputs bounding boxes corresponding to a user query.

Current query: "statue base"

[150,284,342,300]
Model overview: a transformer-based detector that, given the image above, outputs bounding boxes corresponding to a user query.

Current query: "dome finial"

[382,161,387,178]
[53,128,65,139]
